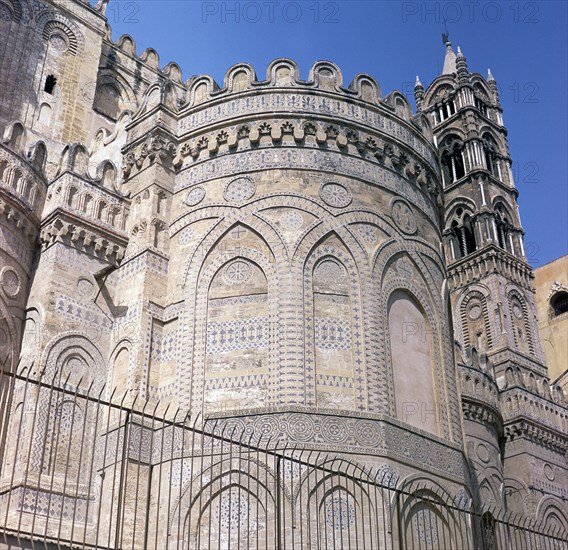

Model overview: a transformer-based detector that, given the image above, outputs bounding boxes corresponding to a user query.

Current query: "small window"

[44,75,57,94]
[551,291,568,317]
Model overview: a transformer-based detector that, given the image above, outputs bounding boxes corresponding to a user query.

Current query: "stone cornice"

[503,418,567,454]
[447,244,534,291]
[461,399,503,435]
[0,192,40,238]
[39,208,127,264]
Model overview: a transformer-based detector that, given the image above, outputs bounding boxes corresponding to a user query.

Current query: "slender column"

[479,179,487,206]
[519,235,525,257]
[508,162,515,187]
[492,219,498,241]
[496,159,502,181]
[459,227,467,256]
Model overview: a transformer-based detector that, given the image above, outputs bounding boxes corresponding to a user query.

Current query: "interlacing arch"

[507,288,534,355]
[299,456,382,548]
[180,220,280,413]
[397,476,469,549]
[459,288,493,351]
[536,496,568,540]
[303,238,365,410]
[168,454,278,549]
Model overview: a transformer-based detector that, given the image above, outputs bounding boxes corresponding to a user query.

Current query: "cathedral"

[0,0,566,548]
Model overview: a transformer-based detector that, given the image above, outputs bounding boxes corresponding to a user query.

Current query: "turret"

[414,76,424,112]
[456,46,469,84]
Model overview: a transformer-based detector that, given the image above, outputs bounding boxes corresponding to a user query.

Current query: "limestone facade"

[0,1,566,547]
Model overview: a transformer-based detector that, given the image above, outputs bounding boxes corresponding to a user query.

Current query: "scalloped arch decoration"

[0,0,23,22]
[38,14,83,55]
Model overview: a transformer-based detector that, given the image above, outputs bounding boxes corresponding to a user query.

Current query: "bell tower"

[417,36,567,516]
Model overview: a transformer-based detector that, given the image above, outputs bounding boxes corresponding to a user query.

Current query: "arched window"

[461,291,492,351]
[494,203,511,252]
[449,208,477,259]
[81,193,93,214]
[96,201,108,221]
[44,74,57,95]
[11,169,21,191]
[508,291,533,355]
[67,186,78,208]
[440,135,465,185]
[94,83,122,121]
[0,159,7,182]
[475,96,488,116]
[482,133,500,179]
[550,291,568,317]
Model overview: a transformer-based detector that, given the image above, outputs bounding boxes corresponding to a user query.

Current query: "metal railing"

[0,366,566,549]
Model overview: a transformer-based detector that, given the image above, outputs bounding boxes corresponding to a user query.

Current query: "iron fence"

[0,366,566,549]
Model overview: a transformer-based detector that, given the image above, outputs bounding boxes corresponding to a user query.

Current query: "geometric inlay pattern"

[315,318,352,350]
[320,182,352,208]
[207,317,269,353]
[391,199,417,234]
[413,508,439,544]
[223,259,253,285]
[314,259,346,283]
[356,223,377,244]
[280,210,304,230]
[224,176,256,203]
[325,492,355,530]
[184,185,206,206]
[215,489,249,530]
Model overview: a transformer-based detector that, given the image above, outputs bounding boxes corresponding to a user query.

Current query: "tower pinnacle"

[442,33,457,75]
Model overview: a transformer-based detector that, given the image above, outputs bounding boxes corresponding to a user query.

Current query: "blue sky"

[108,0,568,268]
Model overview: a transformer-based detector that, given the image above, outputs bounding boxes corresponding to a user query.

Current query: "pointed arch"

[0,298,16,371]
[182,221,279,413]
[377,246,451,438]
[396,477,468,549]
[108,339,133,401]
[298,456,383,548]
[458,288,493,352]
[536,496,568,540]
[387,288,439,435]
[303,235,365,411]
[507,288,534,355]
[169,455,277,549]
[439,133,466,185]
